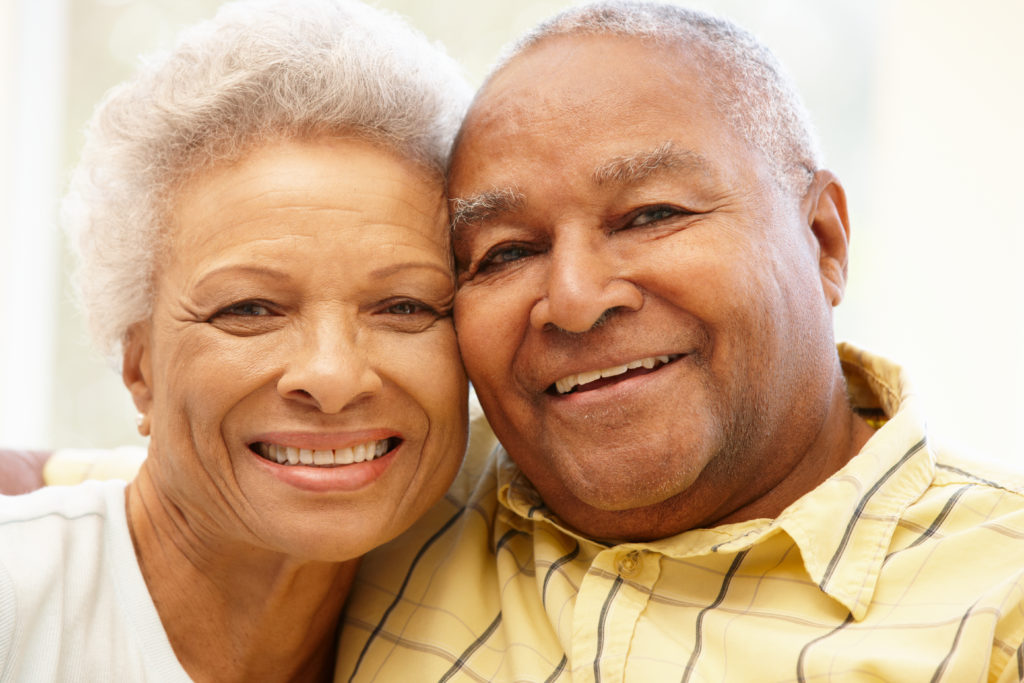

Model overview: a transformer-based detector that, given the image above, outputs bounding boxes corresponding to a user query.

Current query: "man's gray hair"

[490,1,821,197]
[64,0,470,364]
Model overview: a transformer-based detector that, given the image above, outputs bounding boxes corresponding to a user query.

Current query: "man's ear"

[122,322,154,434]
[802,169,850,307]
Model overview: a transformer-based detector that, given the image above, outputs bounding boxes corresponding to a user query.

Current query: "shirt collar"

[496,343,936,620]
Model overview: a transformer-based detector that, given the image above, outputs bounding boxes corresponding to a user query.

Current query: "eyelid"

[212,299,277,318]
[377,295,451,317]
[618,203,698,231]
[461,243,526,280]
[385,300,428,315]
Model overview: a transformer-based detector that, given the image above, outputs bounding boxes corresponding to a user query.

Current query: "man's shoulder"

[931,447,1024,495]
[905,445,1024,540]
[357,434,503,575]
[339,420,508,679]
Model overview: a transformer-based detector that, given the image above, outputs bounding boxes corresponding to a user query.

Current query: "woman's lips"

[250,437,400,467]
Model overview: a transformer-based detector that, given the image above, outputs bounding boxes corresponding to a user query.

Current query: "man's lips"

[250,437,401,467]
[550,354,682,395]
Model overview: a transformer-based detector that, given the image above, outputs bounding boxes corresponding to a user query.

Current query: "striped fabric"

[336,344,1024,682]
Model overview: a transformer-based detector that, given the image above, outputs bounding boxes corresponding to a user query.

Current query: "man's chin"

[535,476,707,542]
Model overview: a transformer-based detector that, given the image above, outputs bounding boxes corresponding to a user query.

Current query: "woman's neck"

[126,467,358,683]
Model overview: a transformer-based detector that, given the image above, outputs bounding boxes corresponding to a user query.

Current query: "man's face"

[450,35,846,540]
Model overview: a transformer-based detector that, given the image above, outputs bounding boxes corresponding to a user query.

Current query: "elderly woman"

[0,0,471,679]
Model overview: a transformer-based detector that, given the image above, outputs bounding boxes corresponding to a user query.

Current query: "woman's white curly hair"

[64,0,470,366]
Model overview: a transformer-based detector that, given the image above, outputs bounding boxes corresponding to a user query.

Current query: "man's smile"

[551,354,682,395]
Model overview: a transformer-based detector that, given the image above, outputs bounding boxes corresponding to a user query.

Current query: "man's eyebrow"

[449,186,526,233]
[592,142,714,186]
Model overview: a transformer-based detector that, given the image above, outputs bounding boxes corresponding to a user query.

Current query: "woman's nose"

[276,317,383,413]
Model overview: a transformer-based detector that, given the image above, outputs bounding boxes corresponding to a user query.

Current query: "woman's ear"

[122,322,153,436]
[803,169,851,307]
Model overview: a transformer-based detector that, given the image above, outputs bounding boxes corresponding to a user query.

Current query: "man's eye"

[629,206,683,227]
[479,244,533,270]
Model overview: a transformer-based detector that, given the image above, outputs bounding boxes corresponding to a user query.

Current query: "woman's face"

[124,137,467,561]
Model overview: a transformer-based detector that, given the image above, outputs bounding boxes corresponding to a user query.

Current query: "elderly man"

[334,3,1024,682]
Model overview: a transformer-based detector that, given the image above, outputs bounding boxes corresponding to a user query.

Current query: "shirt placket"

[571,546,661,683]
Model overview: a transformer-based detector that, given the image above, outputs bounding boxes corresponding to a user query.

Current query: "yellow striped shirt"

[336,344,1024,682]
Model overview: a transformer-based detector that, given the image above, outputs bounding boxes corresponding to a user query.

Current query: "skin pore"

[123,136,467,680]
[449,35,875,542]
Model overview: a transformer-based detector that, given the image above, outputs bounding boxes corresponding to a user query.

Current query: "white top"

[0,480,191,682]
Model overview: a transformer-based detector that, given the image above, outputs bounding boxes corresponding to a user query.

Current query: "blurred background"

[1,0,1022,465]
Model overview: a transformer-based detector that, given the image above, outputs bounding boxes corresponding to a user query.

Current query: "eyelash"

[621,204,689,229]
[381,299,440,317]
[474,243,536,273]
[213,300,276,318]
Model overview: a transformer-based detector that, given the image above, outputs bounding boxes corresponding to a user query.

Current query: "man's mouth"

[250,438,400,467]
[551,354,681,395]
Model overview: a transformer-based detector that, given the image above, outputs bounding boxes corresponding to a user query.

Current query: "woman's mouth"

[250,437,400,467]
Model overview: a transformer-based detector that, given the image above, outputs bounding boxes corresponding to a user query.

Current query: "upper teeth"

[554,355,675,395]
[255,439,390,466]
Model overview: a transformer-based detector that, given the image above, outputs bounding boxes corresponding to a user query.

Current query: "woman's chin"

[225,440,427,561]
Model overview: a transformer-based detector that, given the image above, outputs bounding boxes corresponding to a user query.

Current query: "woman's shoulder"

[0,480,129,598]
[0,478,127,525]
[0,480,188,681]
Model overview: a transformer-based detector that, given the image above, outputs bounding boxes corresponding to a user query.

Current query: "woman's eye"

[216,301,273,317]
[378,298,448,333]
[206,299,282,336]
[386,301,426,315]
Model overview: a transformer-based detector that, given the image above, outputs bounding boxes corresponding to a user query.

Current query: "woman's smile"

[251,438,399,467]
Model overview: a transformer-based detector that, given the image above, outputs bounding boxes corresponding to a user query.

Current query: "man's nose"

[529,230,643,333]
[276,317,383,413]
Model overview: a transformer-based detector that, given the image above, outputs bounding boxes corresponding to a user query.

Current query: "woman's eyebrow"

[193,263,295,291]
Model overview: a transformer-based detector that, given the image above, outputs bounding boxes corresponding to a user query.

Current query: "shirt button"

[616,549,641,577]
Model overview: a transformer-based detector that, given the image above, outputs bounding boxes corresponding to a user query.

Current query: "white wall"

[0,0,66,446]
[838,0,1024,463]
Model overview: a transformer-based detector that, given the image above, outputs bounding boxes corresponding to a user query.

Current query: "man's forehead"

[453,141,713,195]
[449,141,716,233]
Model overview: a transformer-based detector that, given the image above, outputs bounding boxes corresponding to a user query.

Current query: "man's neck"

[713,400,877,527]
